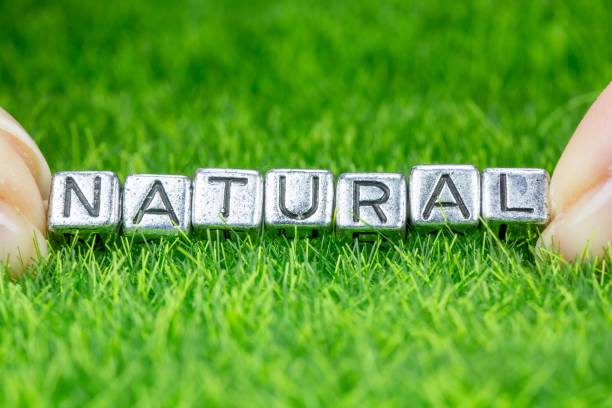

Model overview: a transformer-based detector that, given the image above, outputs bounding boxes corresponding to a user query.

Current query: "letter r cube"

[335,172,407,240]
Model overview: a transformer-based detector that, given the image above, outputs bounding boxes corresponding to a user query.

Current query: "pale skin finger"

[0,107,51,201]
[0,202,48,275]
[0,106,50,276]
[0,137,47,232]
[537,82,612,260]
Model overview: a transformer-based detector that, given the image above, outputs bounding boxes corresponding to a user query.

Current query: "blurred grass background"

[3,0,611,175]
[0,0,611,406]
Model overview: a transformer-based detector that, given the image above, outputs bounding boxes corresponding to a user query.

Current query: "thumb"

[537,82,612,260]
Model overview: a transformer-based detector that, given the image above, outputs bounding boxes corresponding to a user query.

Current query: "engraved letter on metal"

[133,180,179,225]
[423,174,470,220]
[352,180,390,223]
[63,176,101,218]
[278,175,320,220]
[499,174,534,213]
[208,176,248,218]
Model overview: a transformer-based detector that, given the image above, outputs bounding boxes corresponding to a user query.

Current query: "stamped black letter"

[423,174,470,219]
[278,175,319,220]
[499,174,534,213]
[208,177,248,218]
[64,176,101,217]
[352,180,390,223]
[133,180,179,225]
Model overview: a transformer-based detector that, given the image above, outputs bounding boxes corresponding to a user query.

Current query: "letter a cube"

[123,174,192,238]
[409,165,480,231]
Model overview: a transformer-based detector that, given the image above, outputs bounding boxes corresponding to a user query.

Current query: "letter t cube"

[191,168,263,238]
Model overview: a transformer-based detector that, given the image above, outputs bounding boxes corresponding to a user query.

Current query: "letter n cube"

[48,171,121,236]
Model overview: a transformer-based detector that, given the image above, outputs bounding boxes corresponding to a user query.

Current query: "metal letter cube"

[48,171,121,236]
[123,174,192,238]
[409,165,480,231]
[335,172,407,241]
[192,168,263,239]
[481,168,550,237]
[48,171,121,235]
[264,169,334,237]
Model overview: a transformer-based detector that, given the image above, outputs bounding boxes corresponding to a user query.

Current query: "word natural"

[48,166,550,240]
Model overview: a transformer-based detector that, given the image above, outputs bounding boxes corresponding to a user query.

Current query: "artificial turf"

[1,0,611,406]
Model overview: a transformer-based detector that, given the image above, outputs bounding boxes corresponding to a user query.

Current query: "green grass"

[1,0,611,406]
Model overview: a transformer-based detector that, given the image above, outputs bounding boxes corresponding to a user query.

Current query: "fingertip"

[539,178,612,261]
[0,201,48,277]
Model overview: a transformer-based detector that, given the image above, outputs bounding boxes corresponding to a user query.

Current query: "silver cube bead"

[48,171,121,236]
[122,174,192,238]
[481,168,550,236]
[335,172,408,241]
[409,164,480,231]
[192,168,263,238]
[264,169,334,237]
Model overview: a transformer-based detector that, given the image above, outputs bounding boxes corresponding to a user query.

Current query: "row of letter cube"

[47,166,550,240]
